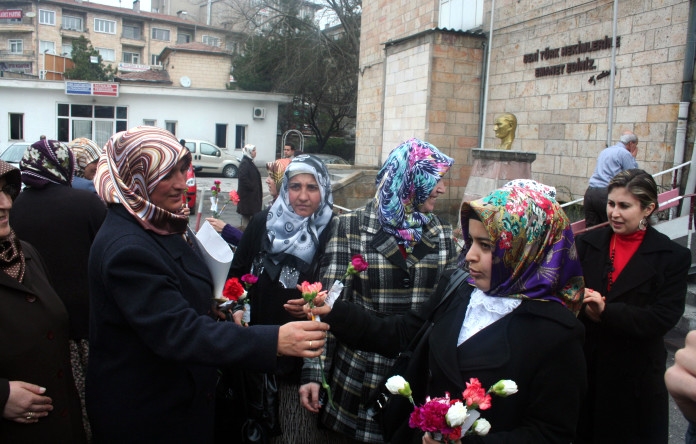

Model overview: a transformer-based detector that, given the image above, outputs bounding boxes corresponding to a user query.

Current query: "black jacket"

[576,226,690,444]
[325,270,587,443]
[236,156,262,217]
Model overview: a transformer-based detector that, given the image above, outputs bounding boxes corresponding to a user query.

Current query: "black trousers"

[584,186,608,227]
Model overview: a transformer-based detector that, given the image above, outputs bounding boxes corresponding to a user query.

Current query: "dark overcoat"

[0,241,86,443]
[86,205,280,443]
[10,183,106,340]
[236,156,262,217]
[325,271,587,443]
[576,226,690,444]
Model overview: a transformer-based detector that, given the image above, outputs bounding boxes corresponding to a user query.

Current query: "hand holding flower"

[300,281,334,408]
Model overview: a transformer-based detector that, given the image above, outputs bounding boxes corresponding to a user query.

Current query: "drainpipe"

[606,0,619,145]
[676,0,696,214]
[479,0,495,149]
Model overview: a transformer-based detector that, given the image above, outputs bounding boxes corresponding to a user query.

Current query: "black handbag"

[215,368,281,444]
[366,269,470,442]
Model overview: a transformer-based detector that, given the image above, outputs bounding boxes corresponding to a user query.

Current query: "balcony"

[0,49,36,60]
[0,20,34,33]
[60,26,88,35]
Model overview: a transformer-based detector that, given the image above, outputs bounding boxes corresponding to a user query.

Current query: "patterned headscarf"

[375,138,454,253]
[0,160,25,282]
[266,154,333,267]
[460,184,584,313]
[68,138,102,178]
[266,158,292,191]
[94,126,191,235]
[20,139,75,189]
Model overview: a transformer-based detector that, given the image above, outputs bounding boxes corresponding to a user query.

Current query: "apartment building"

[0,0,243,78]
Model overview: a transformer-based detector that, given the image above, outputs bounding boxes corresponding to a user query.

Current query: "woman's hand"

[2,381,53,424]
[284,298,308,319]
[423,432,461,444]
[205,217,226,233]
[583,288,606,322]
[277,321,329,358]
[299,382,322,413]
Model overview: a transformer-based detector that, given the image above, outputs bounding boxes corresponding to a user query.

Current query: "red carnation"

[222,277,246,302]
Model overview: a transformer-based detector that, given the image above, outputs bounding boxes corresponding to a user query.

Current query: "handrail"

[560,161,693,209]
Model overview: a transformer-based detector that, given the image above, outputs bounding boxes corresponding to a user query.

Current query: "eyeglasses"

[0,184,20,200]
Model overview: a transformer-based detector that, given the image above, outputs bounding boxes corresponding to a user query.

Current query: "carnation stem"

[309,300,334,408]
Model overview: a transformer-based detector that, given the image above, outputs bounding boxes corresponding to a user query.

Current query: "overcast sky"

[87,0,152,12]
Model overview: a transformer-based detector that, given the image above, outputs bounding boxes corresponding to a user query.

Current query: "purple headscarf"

[460,183,584,314]
[20,139,75,189]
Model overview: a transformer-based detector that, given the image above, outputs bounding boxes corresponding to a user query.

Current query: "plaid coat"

[303,199,457,443]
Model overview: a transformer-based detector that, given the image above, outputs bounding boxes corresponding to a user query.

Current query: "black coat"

[10,183,106,340]
[325,271,587,443]
[0,242,86,443]
[87,205,280,443]
[576,226,690,444]
[236,156,262,217]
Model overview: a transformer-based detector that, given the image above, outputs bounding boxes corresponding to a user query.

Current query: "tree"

[64,36,116,81]
[226,0,360,151]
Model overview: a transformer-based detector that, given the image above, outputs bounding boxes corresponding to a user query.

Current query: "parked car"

[0,142,31,168]
[183,139,240,178]
[183,163,197,213]
[312,153,351,165]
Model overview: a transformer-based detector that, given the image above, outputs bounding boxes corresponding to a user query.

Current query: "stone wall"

[482,0,690,201]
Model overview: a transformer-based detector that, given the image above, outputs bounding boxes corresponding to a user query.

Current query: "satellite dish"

[180,76,191,88]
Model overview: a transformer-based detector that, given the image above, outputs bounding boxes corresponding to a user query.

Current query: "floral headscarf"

[68,138,102,178]
[94,126,191,235]
[0,160,24,282]
[460,183,584,313]
[266,158,292,190]
[266,154,333,267]
[375,138,454,253]
[20,139,75,189]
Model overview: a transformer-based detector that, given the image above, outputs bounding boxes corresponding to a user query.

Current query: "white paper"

[209,196,218,212]
[326,280,344,308]
[194,221,234,299]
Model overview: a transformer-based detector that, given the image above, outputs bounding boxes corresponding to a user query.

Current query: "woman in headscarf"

[68,138,102,192]
[0,160,87,443]
[86,127,328,443]
[236,143,263,228]
[307,181,588,443]
[221,154,336,443]
[299,138,458,444]
[10,139,106,440]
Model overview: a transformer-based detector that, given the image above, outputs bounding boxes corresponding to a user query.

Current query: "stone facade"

[161,44,232,90]
[356,0,694,221]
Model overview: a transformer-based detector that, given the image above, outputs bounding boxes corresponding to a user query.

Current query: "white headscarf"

[242,144,256,159]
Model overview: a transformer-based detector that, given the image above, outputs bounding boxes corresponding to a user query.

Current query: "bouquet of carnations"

[385,375,517,442]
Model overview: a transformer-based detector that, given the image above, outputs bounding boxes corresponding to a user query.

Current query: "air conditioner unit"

[253,107,266,119]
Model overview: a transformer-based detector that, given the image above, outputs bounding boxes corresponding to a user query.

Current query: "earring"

[638,217,648,231]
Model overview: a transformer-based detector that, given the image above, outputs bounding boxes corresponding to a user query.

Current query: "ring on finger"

[27,412,34,419]
[309,340,313,349]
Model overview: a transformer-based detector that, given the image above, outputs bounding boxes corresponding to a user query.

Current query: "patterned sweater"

[302,199,457,443]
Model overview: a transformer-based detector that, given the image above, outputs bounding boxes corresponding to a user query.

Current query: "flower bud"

[473,418,491,435]
[490,380,518,397]
[385,375,412,397]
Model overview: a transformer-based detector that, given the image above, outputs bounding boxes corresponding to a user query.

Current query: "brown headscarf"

[0,160,25,282]
[68,138,102,178]
[93,126,192,235]
[266,158,291,191]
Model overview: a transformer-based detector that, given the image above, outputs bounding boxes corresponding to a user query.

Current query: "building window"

[165,121,177,135]
[216,124,227,148]
[57,104,127,147]
[96,47,115,62]
[439,0,483,31]
[203,35,220,47]
[122,23,142,40]
[62,43,73,58]
[151,28,170,41]
[177,32,192,44]
[151,54,161,65]
[122,51,140,64]
[62,15,83,31]
[9,113,23,140]
[9,39,23,54]
[94,18,116,34]
[143,119,156,126]
[39,9,55,25]
[40,40,56,54]
[235,125,246,149]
